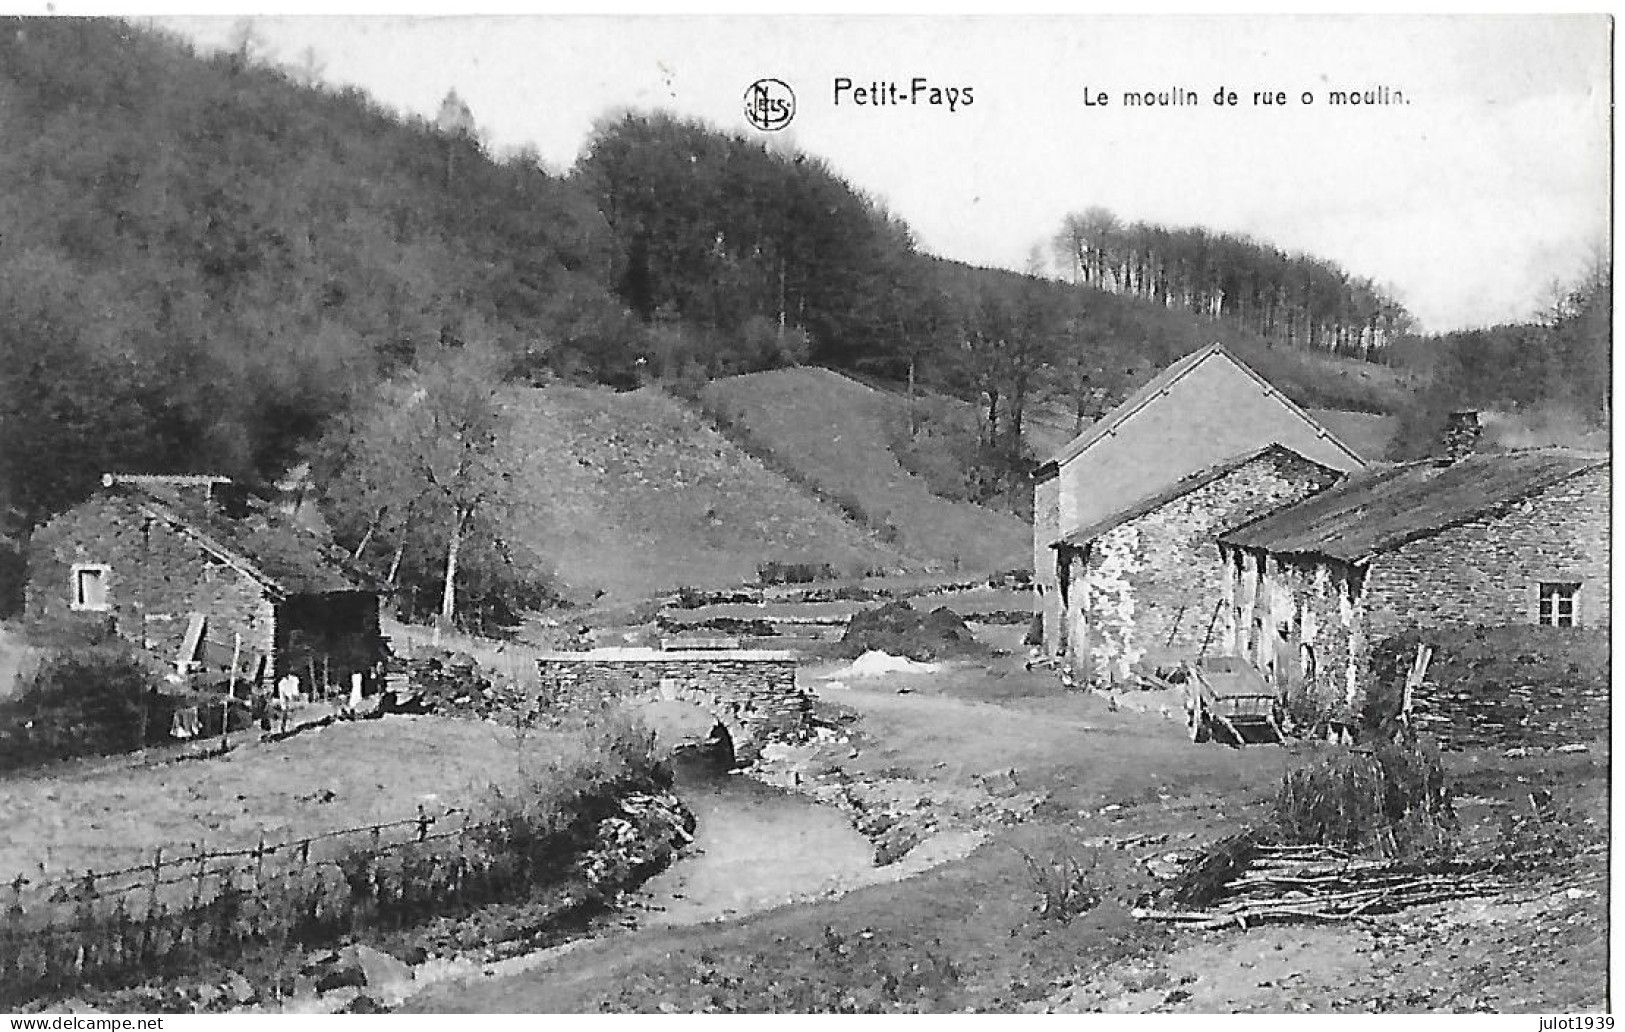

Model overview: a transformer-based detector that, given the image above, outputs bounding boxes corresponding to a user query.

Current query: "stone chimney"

[1441,410,1482,463]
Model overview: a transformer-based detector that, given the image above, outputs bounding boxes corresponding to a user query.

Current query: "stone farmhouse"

[1032,344,1367,680]
[27,473,385,692]
[1217,445,1610,716]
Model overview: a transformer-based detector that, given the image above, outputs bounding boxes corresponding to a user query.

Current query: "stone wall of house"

[1364,468,1610,634]
[1032,475,1063,655]
[1218,467,1611,730]
[1222,547,1367,722]
[534,649,810,764]
[1403,626,1611,750]
[27,495,275,667]
[1072,449,1342,682]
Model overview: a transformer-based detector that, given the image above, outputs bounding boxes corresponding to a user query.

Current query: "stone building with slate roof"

[27,474,386,691]
[1032,344,1366,677]
[1216,447,1609,714]
[1049,443,1347,682]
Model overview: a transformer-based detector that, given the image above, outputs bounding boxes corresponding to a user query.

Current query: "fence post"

[189,842,207,957]
[191,843,207,911]
[146,848,163,916]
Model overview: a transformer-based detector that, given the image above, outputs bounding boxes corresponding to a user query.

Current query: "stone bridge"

[533,648,812,765]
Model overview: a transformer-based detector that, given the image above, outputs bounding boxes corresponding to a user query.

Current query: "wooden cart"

[1182,655,1285,746]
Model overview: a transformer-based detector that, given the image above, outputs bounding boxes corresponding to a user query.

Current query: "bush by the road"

[0,644,164,771]
[1275,737,1457,858]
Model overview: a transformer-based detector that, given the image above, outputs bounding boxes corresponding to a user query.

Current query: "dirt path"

[1051,871,1608,1013]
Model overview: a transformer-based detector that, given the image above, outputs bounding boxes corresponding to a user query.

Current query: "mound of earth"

[839,600,987,661]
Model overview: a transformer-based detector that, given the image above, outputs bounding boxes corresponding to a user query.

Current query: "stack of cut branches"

[1135,843,1507,930]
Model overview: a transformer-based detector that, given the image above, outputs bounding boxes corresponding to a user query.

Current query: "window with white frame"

[1537,582,1579,627]
[71,564,110,611]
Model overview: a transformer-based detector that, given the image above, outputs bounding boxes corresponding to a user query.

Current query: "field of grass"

[497,385,912,604]
[0,716,556,886]
[699,369,1031,575]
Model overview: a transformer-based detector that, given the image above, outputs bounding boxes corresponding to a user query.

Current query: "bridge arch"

[628,679,759,766]
[535,648,809,768]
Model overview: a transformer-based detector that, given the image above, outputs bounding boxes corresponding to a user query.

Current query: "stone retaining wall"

[535,649,811,764]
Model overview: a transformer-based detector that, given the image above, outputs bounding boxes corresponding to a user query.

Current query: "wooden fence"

[0,781,633,1006]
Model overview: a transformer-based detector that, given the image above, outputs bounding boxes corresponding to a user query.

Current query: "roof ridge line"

[1043,343,1221,467]
[1206,344,1366,466]
[125,490,284,596]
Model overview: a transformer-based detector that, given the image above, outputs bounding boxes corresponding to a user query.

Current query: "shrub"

[1493,785,1590,876]
[1020,849,1104,922]
[757,560,836,585]
[0,644,164,771]
[1281,679,1343,739]
[1274,736,1456,858]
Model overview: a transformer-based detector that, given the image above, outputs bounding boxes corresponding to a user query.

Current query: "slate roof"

[1218,449,1609,564]
[110,479,380,597]
[1050,443,1341,549]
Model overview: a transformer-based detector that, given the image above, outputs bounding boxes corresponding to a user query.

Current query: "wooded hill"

[0,18,1606,624]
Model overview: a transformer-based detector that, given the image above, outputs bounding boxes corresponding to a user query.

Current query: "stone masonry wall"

[1072,449,1342,682]
[1364,469,1610,635]
[1032,476,1062,655]
[1222,547,1367,721]
[27,495,275,666]
[1219,467,1611,730]
[534,649,810,764]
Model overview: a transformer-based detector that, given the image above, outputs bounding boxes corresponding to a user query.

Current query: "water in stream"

[630,746,877,927]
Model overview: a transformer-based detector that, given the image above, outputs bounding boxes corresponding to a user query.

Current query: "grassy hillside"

[698,369,1032,575]
[497,385,912,603]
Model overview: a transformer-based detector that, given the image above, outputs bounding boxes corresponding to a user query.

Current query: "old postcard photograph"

[0,11,1610,1017]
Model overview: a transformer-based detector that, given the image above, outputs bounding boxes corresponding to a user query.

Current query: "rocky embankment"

[751,719,1044,868]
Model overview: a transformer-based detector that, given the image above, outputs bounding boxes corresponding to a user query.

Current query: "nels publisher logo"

[744,78,795,131]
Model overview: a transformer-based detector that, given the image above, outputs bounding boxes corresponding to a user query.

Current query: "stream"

[396,746,884,1010]
[629,748,878,927]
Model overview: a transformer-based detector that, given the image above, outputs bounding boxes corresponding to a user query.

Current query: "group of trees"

[575,112,917,378]
[314,345,552,632]
[1053,207,1414,359]
[1386,260,1611,458]
[0,18,624,530]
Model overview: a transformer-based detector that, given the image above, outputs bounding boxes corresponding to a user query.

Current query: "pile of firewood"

[1135,842,1506,930]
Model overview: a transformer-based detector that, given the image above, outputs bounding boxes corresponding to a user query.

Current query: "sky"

[155,14,1612,334]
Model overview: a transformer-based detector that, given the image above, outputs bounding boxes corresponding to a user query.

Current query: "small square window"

[71,565,110,612]
[1537,582,1579,627]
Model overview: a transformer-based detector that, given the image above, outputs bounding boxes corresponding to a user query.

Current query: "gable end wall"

[27,496,275,664]
[1073,449,1343,679]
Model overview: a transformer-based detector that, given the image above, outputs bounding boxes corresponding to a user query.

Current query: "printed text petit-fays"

[833,77,974,112]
